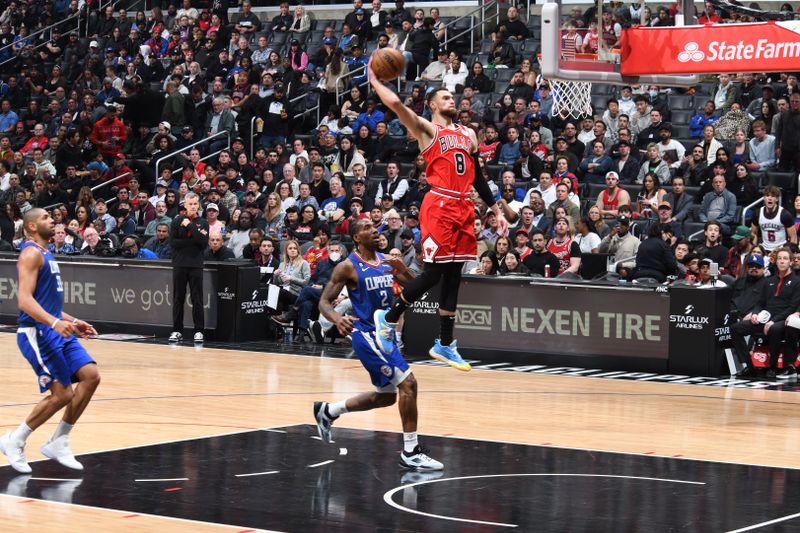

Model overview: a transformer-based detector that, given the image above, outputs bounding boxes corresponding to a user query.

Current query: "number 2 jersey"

[348,251,394,334]
[18,241,63,327]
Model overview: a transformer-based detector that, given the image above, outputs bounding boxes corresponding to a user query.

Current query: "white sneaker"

[194,332,204,344]
[168,332,182,343]
[41,435,83,471]
[0,432,31,474]
[399,445,444,471]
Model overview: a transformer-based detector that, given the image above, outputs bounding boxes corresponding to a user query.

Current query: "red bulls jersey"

[422,124,475,197]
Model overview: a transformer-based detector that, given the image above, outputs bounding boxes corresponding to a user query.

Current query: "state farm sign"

[621,21,800,75]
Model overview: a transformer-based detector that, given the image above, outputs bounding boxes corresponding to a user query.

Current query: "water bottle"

[282,327,291,344]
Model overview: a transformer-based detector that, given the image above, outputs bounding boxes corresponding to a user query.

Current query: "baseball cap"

[554,136,567,144]
[206,203,219,211]
[290,39,300,46]
[747,255,766,268]
[405,212,418,220]
[515,228,529,236]
[89,40,99,48]
[274,82,285,91]
[159,121,171,130]
[381,193,393,201]
[106,47,114,53]
[354,177,366,184]
[87,161,107,173]
[384,20,393,27]
[617,215,631,225]
[355,8,365,14]
[156,179,169,187]
[350,196,363,205]
[658,200,672,210]
[182,125,192,133]
[323,37,335,45]
[437,47,447,55]
[115,152,126,160]
[658,123,672,133]
[699,257,713,267]
[605,171,619,180]
[731,225,751,240]
[762,84,774,92]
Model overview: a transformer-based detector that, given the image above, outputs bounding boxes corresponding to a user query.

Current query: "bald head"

[23,208,54,240]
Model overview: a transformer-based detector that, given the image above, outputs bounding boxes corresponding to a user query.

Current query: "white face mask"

[329,252,341,262]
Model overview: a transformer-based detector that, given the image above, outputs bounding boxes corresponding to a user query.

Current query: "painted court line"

[235,471,280,478]
[135,478,189,482]
[307,460,334,468]
[384,473,706,529]
[726,510,800,532]
[30,478,83,482]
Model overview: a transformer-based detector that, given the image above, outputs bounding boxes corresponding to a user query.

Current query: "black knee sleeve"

[401,262,447,303]
[439,263,462,312]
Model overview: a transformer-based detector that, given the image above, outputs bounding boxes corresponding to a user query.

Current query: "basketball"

[371,48,404,82]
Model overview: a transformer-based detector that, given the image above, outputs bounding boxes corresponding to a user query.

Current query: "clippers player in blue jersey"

[0,208,100,473]
[313,218,443,471]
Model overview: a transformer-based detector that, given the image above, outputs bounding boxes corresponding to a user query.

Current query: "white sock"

[403,432,418,453]
[328,401,348,418]
[11,423,32,444]
[52,421,73,440]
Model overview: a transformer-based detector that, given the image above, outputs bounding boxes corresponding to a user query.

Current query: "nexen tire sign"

[621,21,800,75]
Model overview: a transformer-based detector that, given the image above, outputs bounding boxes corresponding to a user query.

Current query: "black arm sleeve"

[472,153,496,208]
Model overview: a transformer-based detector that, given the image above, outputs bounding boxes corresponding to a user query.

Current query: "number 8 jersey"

[422,124,475,196]
[419,124,478,264]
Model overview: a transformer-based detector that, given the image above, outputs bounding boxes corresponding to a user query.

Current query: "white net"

[550,79,594,120]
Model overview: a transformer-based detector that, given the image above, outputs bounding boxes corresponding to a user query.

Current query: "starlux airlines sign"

[621,21,800,75]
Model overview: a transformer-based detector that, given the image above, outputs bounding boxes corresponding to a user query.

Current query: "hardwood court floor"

[0,333,799,531]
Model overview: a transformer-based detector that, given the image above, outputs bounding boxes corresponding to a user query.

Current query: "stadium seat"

[672,124,691,139]
[479,39,493,53]
[495,69,515,82]
[586,183,605,203]
[668,94,694,110]
[671,110,693,126]
[683,222,707,242]
[767,171,798,203]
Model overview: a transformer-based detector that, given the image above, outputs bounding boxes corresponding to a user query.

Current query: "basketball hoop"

[550,79,593,120]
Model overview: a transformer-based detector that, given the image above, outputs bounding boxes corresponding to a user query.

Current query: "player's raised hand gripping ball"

[370,48,404,82]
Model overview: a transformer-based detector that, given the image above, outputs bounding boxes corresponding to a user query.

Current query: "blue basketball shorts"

[351,329,411,393]
[17,325,95,393]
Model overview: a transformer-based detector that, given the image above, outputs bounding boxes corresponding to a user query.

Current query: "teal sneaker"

[429,339,471,371]
[373,309,397,354]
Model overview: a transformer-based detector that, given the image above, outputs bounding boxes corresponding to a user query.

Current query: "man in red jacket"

[90,105,128,161]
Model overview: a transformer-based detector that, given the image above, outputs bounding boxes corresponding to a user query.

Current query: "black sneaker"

[776,367,797,380]
[309,320,325,343]
[313,401,337,443]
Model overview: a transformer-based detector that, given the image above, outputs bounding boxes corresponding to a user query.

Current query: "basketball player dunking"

[314,218,443,470]
[368,60,508,371]
[0,208,101,473]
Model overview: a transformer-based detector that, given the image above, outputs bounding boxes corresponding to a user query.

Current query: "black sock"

[385,298,407,323]
[440,315,456,345]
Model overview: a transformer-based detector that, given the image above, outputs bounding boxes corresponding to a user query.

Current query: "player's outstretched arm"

[319,260,357,337]
[17,248,75,338]
[367,58,435,146]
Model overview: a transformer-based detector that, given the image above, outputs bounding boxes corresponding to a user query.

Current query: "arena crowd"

[1,0,799,357]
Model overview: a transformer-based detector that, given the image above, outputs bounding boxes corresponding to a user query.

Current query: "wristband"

[51,318,60,329]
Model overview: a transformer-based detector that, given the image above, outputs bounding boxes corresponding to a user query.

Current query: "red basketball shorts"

[419,194,477,263]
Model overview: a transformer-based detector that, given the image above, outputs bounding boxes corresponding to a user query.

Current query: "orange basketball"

[371,48,405,82]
